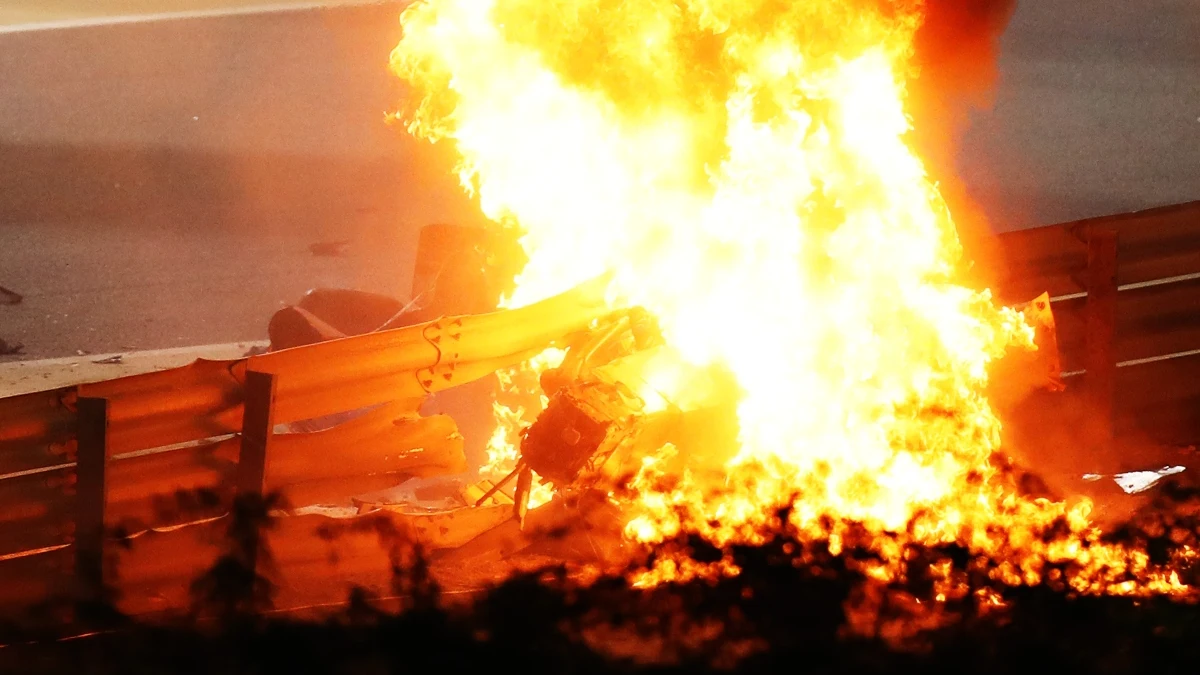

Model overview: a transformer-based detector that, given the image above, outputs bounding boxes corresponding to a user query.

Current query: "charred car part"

[523,308,665,488]
[521,383,631,487]
[497,306,737,524]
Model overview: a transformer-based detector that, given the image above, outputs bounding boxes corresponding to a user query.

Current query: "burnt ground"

[2,537,1200,673]
[1,484,1200,674]
[5,564,1198,675]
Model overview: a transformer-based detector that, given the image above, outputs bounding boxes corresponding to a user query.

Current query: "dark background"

[0,0,1196,358]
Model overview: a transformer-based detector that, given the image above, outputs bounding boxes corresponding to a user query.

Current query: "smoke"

[906,0,1020,290]
[913,0,1019,114]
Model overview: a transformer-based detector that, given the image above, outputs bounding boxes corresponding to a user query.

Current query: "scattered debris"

[1083,465,1187,494]
[0,339,23,355]
[0,286,21,306]
[308,240,351,257]
[76,349,90,356]
[92,355,124,365]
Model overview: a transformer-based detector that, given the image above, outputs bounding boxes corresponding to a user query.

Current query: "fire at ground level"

[2,429,1200,673]
[273,264,1200,573]
[255,225,1200,601]
[5,525,1200,674]
[3,214,1200,671]
[2,456,1200,673]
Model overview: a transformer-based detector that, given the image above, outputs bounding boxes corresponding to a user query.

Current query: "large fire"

[389,0,1193,596]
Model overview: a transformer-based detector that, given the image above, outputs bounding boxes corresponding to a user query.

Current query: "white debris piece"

[1112,466,1186,494]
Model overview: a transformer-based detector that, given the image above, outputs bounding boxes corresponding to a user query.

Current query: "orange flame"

[391,0,1193,595]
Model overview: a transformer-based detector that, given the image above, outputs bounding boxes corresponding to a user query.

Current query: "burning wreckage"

[256,0,1200,602]
[270,276,739,542]
[270,256,1188,577]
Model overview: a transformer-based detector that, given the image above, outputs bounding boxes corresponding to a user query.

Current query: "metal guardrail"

[0,280,605,616]
[995,200,1200,449]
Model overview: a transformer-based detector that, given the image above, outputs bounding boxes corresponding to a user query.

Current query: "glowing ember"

[390,0,1194,594]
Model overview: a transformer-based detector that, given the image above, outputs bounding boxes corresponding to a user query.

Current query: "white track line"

[0,1,389,34]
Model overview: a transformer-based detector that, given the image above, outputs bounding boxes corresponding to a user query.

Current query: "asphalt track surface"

[0,1,1197,361]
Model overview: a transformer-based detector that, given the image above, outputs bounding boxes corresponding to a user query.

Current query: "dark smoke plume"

[913,0,1020,113]
[907,0,1020,289]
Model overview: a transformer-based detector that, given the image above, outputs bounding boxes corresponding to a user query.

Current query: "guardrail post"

[75,396,109,614]
[238,370,276,576]
[1084,226,1118,454]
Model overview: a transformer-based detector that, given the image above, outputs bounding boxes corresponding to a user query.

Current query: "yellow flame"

[391,0,1193,595]
[480,348,564,507]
